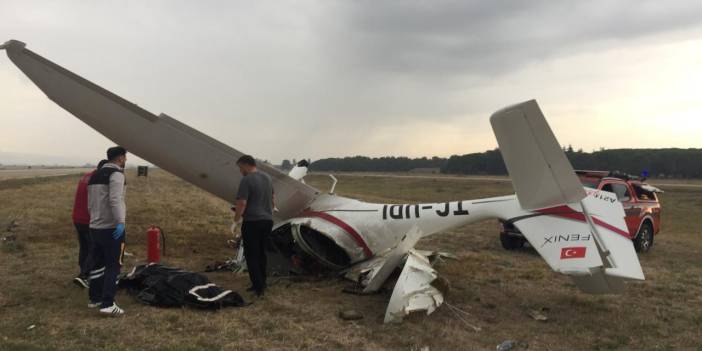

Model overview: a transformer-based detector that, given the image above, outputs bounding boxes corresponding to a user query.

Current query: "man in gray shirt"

[87,146,128,316]
[233,155,274,297]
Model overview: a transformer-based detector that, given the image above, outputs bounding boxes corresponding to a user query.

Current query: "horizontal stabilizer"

[513,189,644,294]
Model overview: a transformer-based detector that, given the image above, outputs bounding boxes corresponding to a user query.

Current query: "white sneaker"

[88,301,101,308]
[99,303,125,316]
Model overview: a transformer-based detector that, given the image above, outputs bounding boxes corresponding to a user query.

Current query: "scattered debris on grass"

[496,340,515,351]
[205,257,244,273]
[1,235,24,253]
[1,214,24,253]
[445,302,482,332]
[527,308,549,322]
[339,309,364,321]
[3,212,23,233]
[1,235,16,242]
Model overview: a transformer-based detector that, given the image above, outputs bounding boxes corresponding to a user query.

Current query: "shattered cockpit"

[266,222,352,276]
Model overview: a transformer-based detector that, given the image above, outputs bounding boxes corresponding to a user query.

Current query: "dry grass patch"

[0,171,700,350]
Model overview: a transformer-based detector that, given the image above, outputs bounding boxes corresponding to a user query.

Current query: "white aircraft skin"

[2,39,645,323]
[286,190,642,284]
[298,195,510,264]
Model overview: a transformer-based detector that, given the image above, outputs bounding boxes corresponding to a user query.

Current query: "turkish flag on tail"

[560,247,587,259]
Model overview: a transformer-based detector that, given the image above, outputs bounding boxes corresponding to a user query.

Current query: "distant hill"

[310,148,702,178]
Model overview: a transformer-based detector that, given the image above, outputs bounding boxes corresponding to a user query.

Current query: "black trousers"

[88,228,125,308]
[242,220,273,294]
[74,222,92,278]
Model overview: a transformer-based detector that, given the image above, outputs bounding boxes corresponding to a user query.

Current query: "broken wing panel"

[384,250,444,323]
[2,40,318,220]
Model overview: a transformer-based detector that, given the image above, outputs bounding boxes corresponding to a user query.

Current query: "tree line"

[303,156,445,172]
[305,148,702,178]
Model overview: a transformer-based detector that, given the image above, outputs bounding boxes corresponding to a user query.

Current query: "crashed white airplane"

[2,40,644,323]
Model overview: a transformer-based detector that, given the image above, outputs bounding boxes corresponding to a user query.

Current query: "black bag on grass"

[119,263,246,309]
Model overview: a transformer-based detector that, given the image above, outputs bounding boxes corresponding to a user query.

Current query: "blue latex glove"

[113,223,125,240]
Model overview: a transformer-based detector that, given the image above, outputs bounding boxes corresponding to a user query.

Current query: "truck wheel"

[500,232,525,250]
[634,223,654,253]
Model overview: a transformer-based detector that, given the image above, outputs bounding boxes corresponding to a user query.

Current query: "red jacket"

[72,171,95,224]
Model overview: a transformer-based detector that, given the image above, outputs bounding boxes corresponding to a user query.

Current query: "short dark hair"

[236,155,256,166]
[107,146,127,161]
[97,159,108,169]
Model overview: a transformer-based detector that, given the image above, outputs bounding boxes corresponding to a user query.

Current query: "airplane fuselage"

[269,193,525,273]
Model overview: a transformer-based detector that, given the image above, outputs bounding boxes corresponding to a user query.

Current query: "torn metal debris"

[384,250,444,323]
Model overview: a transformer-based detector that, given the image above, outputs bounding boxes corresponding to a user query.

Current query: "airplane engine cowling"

[274,215,368,269]
[291,223,351,269]
[268,216,369,273]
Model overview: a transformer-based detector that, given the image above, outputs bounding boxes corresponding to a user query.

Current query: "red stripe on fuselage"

[300,211,373,258]
[535,205,630,238]
[591,217,630,238]
[536,205,587,222]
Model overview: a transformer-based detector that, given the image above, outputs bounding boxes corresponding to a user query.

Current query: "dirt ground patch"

[1,171,700,350]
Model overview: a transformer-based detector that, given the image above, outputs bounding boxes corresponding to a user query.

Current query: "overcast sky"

[1,1,701,165]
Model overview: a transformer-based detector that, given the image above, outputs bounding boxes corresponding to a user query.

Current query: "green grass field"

[1,170,701,350]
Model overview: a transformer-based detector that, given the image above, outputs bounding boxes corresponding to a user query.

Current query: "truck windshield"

[579,178,600,189]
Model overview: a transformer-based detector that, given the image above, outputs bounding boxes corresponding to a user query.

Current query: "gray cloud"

[335,1,702,77]
[1,1,701,164]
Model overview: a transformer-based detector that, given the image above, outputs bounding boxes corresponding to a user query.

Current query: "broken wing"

[2,40,319,220]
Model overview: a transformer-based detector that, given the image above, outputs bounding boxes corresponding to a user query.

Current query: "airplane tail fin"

[490,100,586,210]
[491,100,644,294]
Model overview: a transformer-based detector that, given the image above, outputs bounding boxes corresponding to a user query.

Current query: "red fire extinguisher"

[147,225,166,263]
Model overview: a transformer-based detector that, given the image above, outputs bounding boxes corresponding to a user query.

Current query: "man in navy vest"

[87,146,128,316]
[71,159,107,289]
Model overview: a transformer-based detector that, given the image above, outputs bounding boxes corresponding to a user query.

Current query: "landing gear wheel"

[500,232,525,250]
[634,223,654,253]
